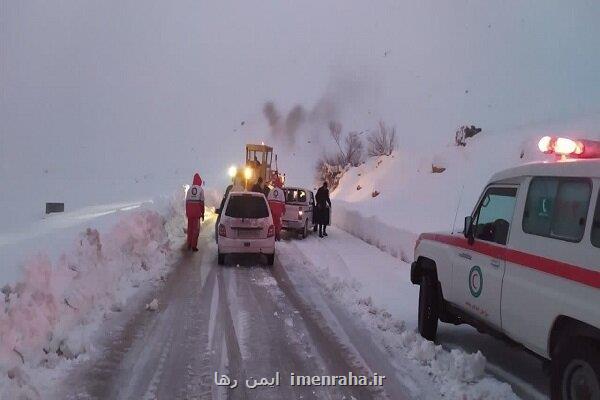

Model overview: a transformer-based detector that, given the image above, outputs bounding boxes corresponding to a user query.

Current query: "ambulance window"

[473,187,517,245]
[523,177,591,242]
[591,193,600,248]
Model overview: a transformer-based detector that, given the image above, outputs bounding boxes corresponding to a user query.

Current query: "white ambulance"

[411,136,600,399]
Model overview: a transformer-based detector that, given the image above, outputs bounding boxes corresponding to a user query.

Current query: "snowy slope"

[331,115,600,256]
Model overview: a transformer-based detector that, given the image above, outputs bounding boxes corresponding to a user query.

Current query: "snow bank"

[333,200,417,263]
[0,188,190,399]
[285,237,518,400]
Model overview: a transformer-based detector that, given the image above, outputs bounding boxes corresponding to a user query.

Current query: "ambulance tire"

[552,339,600,400]
[418,276,439,341]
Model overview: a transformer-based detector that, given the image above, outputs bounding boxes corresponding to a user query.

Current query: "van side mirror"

[464,216,474,241]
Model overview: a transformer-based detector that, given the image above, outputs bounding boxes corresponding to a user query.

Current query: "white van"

[282,187,315,239]
[411,137,600,399]
[217,192,275,266]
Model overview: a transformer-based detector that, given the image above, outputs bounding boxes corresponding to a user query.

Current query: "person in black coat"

[315,181,331,237]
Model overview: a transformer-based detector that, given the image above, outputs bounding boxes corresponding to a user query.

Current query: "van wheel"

[266,253,275,266]
[552,339,600,400]
[418,276,439,341]
[301,220,309,239]
[218,252,225,265]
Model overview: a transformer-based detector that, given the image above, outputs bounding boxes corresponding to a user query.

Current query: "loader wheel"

[218,252,225,265]
[418,275,439,341]
[552,339,600,400]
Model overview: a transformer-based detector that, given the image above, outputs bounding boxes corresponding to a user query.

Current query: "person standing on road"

[186,173,205,251]
[267,175,286,241]
[315,181,331,238]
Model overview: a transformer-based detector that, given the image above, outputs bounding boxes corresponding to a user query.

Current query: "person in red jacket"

[186,173,205,251]
[267,174,286,241]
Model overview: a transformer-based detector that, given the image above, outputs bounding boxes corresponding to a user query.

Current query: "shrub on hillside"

[367,121,397,156]
[315,121,365,190]
[315,156,349,190]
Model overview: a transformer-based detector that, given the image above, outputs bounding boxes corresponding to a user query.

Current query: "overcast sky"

[2,0,600,188]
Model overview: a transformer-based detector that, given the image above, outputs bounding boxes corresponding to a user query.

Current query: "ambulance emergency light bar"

[538,136,600,159]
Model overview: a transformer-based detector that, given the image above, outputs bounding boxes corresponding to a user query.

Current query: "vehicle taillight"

[218,224,227,237]
[267,225,275,238]
[298,209,303,220]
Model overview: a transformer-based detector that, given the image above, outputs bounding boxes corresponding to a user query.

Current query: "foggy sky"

[2,0,600,187]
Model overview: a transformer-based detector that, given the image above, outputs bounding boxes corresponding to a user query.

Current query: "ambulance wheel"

[218,252,225,265]
[418,276,439,341]
[301,220,309,239]
[552,339,600,400]
[266,253,275,266]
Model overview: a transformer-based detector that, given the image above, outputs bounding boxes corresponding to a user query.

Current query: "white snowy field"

[0,187,191,398]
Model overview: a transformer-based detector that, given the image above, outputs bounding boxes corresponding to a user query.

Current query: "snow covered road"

[50,221,543,400]
[51,224,411,399]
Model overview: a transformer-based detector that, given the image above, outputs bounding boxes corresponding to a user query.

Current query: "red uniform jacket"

[186,174,205,219]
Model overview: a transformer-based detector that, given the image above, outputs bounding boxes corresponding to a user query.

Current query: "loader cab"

[245,144,274,186]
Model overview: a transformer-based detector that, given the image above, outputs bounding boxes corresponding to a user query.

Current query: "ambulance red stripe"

[419,233,600,289]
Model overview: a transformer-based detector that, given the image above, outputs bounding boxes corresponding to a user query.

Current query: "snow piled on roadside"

[331,116,600,253]
[302,252,517,400]
[332,201,417,263]
[0,189,188,399]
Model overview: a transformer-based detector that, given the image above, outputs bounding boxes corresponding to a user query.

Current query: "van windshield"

[225,195,269,218]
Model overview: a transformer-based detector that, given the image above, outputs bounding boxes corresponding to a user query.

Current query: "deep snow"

[0,188,192,398]
[331,114,600,251]
[278,231,521,400]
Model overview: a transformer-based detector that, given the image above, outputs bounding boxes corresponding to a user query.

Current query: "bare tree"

[315,155,349,190]
[328,121,345,158]
[316,121,364,189]
[345,132,364,166]
[367,121,397,157]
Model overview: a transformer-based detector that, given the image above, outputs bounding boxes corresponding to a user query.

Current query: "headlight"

[228,165,237,178]
[244,166,253,180]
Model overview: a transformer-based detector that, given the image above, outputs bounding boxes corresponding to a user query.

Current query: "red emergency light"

[538,136,600,159]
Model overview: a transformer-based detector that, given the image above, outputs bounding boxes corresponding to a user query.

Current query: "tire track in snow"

[217,266,248,400]
[269,256,387,400]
